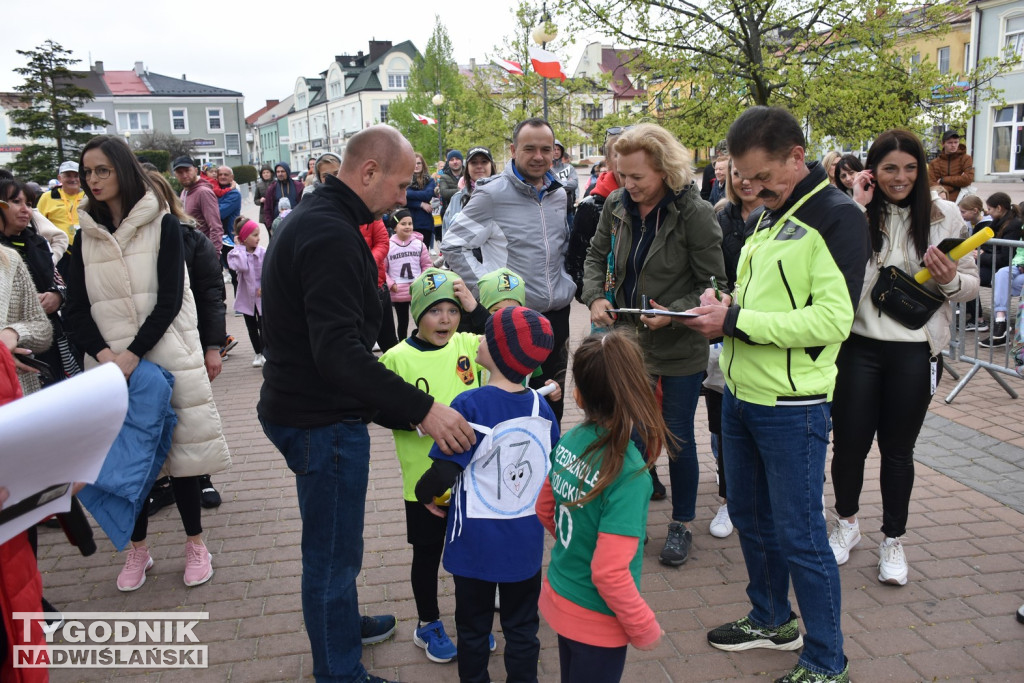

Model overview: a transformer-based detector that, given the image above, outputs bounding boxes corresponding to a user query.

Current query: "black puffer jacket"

[715,202,762,289]
[181,224,226,348]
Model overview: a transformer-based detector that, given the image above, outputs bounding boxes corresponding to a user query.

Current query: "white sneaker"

[878,537,908,586]
[827,517,861,565]
[258,353,265,366]
[709,503,733,538]
[252,354,262,367]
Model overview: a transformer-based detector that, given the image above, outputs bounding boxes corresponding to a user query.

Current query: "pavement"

[35,193,1024,682]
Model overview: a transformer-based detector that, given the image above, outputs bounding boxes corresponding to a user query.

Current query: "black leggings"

[243,311,263,354]
[406,500,446,623]
[704,389,726,499]
[394,301,411,340]
[376,285,398,353]
[557,635,627,683]
[831,334,938,538]
[132,475,204,542]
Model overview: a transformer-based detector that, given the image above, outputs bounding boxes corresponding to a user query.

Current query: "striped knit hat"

[485,306,554,383]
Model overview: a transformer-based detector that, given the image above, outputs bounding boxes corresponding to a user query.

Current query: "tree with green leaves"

[557,0,1015,153]
[9,40,109,182]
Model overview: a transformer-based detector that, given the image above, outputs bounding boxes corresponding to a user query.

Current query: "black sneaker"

[707,611,804,651]
[219,335,238,359]
[659,521,692,566]
[147,477,175,516]
[198,475,221,508]
[774,658,849,682]
[650,468,667,501]
[41,597,63,635]
[361,615,397,645]
[980,321,1007,347]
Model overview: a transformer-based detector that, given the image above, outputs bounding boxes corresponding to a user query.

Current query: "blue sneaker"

[361,615,396,645]
[489,633,496,652]
[413,620,457,663]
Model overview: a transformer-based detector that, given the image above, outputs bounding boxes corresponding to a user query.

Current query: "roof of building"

[65,63,241,98]
[254,96,295,127]
[246,99,281,125]
[599,46,645,98]
[341,40,419,95]
[102,71,150,95]
[142,71,241,97]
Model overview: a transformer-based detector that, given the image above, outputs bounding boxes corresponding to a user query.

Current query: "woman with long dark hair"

[407,153,438,248]
[65,135,230,592]
[979,194,1024,347]
[833,154,864,196]
[828,129,978,586]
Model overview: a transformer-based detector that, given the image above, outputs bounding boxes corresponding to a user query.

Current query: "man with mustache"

[684,106,870,683]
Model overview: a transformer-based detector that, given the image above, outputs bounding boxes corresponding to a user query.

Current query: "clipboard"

[607,308,702,318]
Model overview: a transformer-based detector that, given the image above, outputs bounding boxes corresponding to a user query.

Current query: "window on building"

[991,104,1024,174]
[387,74,409,89]
[379,104,389,123]
[225,133,240,156]
[297,93,307,109]
[937,46,950,75]
[116,111,152,132]
[207,108,223,132]
[76,110,107,133]
[1005,15,1024,60]
[964,43,972,72]
[329,79,343,99]
[170,108,188,133]
[910,52,921,74]
[581,103,603,120]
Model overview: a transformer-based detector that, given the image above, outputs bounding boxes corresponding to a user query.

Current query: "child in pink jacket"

[386,209,432,339]
[226,219,266,367]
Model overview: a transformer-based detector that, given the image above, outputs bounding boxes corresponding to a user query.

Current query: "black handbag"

[870,265,944,330]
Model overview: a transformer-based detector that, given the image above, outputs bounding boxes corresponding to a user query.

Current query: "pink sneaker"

[183,540,214,587]
[117,546,153,592]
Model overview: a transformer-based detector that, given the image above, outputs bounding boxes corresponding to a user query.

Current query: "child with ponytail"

[536,330,668,682]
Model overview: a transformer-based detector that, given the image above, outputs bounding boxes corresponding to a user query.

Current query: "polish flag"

[412,113,437,126]
[528,47,567,81]
[492,58,524,76]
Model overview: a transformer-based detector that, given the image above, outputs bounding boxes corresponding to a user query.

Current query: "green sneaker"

[707,610,803,651]
[774,657,850,682]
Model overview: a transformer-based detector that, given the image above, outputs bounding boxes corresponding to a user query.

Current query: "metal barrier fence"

[943,236,1024,404]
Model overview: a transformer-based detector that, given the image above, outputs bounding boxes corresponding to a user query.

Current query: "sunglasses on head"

[605,125,635,138]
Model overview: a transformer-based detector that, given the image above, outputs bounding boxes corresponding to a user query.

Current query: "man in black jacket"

[259,124,474,683]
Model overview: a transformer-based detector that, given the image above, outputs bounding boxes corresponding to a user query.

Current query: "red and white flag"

[528,47,567,81]
[412,112,437,126]
[492,58,524,76]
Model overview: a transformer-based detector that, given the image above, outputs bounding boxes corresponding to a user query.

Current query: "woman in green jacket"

[582,123,726,568]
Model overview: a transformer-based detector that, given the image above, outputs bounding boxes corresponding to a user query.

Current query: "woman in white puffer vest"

[65,135,230,592]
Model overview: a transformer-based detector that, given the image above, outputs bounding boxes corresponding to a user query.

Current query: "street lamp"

[432,92,445,163]
[532,2,558,121]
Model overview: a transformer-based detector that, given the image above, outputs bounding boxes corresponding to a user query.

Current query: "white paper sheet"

[0,363,128,544]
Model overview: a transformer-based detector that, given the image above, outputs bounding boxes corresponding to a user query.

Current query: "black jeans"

[529,304,571,423]
[831,334,938,538]
[132,475,203,541]
[394,301,411,340]
[243,311,263,354]
[454,571,541,683]
[377,284,398,352]
[557,635,627,683]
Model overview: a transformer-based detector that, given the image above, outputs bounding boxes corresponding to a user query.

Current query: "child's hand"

[256,288,261,298]
[452,279,478,312]
[542,379,562,402]
[634,629,665,651]
[424,502,447,518]
[390,283,398,292]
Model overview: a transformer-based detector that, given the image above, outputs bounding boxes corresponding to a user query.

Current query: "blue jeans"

[992,265,1024,314]
[722,390,845,676]
[661,373,702,522]
[260,418,372,683]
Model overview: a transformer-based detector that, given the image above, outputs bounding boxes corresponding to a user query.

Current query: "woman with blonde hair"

[407,152,438,247]
[583,122,726,568]
[821,151,842,186]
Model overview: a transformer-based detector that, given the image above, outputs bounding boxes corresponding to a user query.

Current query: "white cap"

[58,161,79,175]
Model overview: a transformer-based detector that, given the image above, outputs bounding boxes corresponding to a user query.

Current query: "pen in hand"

[710,276,721,302]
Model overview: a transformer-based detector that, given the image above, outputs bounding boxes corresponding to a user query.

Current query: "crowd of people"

[1,105,1023,683]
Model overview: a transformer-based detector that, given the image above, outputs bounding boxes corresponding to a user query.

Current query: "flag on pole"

[412,113,437,125]
[492,58,524,76]
[528,47,567,81]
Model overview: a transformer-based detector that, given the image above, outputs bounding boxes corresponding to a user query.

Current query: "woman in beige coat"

[0,243,52,395]
[65,135,229,592]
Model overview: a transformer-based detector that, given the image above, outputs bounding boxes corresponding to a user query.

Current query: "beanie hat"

[446,149,463,162]
[477,267,527,311]
[278,197,291,212]
[411,267,460,323]
[485,306,554,383]
[238,219,258,243]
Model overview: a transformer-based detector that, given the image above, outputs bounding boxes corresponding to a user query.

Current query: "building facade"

[251,96,294,170]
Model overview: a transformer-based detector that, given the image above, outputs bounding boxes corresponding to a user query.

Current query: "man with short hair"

[442,117,575,421]
[173,157,224,255]
[260,162,304,227]
[36,160,85,244]
[435,149,463,215]
[928,130,974,203]
[215,166,241,235]
[259,124,475,683]
[685,106,869,683]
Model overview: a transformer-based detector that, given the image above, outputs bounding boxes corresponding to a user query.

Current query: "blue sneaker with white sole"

[413,620,457,663]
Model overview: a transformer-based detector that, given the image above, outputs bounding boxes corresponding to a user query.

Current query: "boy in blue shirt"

[415,306,558,683]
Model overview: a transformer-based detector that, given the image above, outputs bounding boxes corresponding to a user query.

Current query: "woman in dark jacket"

[583,123,726,568]
[978,192,1023,285]
[253,165,273,212]
[406,153,437,248]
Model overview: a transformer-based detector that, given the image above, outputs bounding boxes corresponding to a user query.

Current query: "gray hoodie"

[441,162,575,313]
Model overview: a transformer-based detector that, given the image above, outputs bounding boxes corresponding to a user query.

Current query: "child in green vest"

[536,330,669,682]
[379,266,484,664]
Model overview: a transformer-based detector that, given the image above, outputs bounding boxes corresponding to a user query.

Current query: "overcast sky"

[1,1,604,116]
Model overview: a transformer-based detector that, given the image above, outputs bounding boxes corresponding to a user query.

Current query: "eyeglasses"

[605,125,635,138]
[83,166,113,180]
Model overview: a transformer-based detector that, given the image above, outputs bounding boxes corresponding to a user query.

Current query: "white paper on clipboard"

[607,308,702,318]
[0,363,128,544]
